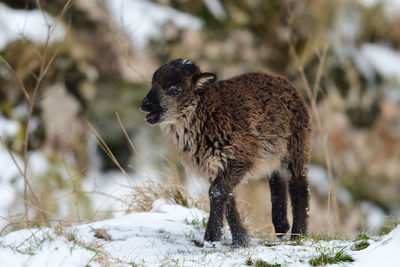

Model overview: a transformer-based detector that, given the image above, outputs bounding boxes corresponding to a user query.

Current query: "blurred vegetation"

[0,0,399,234]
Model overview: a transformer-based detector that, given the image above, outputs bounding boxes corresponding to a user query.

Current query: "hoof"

[204,241,222,248]
[204,227,222,243]
[276,231,290,240]
[231,233,250,248]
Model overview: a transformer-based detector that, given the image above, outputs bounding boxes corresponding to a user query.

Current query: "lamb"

[140,58,312,248]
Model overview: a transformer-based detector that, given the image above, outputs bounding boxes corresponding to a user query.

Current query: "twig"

[88,123,134,186]
[0,56,31,101]
[115,112,173,179]
[0,137,40,215]
[102,0,149,82]
[284,0,341,234]
[116,112,142,161]
[312,45,328,103]
[0,0,74,224]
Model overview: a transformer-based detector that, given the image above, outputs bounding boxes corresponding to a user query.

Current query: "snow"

[0,3,65,50]
[0,116,18,137]
[81,169,134,218]
[360,201,386,231]
[308,164,353,204]
[0,114,54,229]
[308,166,387,234]
[0,148,53,228]
[330,3,400,98]
[0,149,21,224]
[308,164,331,196]
[107,0,203,48]
[185,174,209,198]
[203,0,227,21]
[28,152,50,177]
[360,43,400,81]
[354,225,400,267]
[0,230,101,267]
[0,114,22,227]
[359,0,400,19]
[0,199,398,266]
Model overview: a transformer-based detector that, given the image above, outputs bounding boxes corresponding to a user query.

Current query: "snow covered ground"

[0,199,398,267]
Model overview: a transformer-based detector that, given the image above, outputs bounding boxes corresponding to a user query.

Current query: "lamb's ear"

[193,72,217,90]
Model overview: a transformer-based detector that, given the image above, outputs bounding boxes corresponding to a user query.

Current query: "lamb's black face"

[140,58,200,125]
[139,88,163,125]
[140,58,217,125]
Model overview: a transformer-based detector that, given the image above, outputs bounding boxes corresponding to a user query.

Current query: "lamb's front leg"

[226,196,249,248]
[204,176,228,243]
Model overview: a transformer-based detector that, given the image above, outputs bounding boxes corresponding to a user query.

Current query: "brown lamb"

[140,58,312,248]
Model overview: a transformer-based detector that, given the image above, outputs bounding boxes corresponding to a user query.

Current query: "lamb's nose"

[140,97,151,112]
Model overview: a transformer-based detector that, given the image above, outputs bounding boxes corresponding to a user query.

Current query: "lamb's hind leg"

[269,172,290,238]
[288,171,309,239]
[225,196,249,248]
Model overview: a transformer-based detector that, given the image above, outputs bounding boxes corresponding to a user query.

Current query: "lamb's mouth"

[145,111,163,125]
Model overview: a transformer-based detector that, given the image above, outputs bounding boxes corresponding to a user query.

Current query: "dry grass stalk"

[90,113,208,214]
[125,174,207,213]
[88,122,134,186]
[116,113,208,212]
[0,0,74,227]
[116,112,177,179]
[103,1,149,83]
[284,0,341,234]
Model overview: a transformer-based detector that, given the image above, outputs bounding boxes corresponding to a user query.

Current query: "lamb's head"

[140,58,216,125]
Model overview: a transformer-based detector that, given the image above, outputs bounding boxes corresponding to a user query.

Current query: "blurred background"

[0,0,399,237]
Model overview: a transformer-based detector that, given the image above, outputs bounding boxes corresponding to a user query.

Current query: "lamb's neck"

[161,101,202,153]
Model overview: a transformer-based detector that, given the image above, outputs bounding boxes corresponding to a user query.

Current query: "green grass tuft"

[354,233,370,242]
[245,257,253,266]
[380,217,399,235]
[254,259,281,267]
[353,240,369,251]
[183,217,208,228]
[309,248,354,266]
[263,242,277,247]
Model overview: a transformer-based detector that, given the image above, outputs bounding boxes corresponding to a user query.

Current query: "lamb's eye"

[167,87,180,96]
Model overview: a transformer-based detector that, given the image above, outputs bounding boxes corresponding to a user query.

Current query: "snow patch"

[308,164,330,196]
[185,174,208,198]
[354,225,400,267]
[0,200,399,266]
[360,0,400,19]
[107,0,203,48]
[360,201,386,231]
[0,3,65,50]
[0,116,19,138]
[360,43,400,81]
[29,152,50,177]
[0,115,51,228]
[203,0,227,21]
[0,229,99,267]
[308,164,353,204]
[0,149,20,225]
[0,115,22,226]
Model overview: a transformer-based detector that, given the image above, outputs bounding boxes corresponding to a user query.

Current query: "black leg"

[225,196,249,248]
[204,162,249,246]
[204,177,228,243]
[289,173,309,239]
[269,172,290,238]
